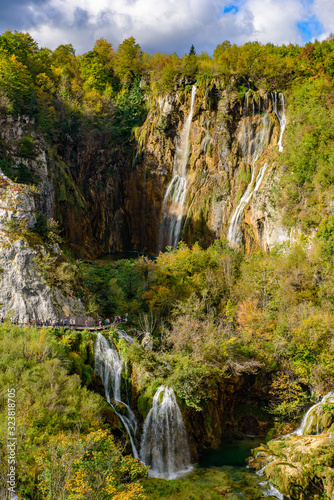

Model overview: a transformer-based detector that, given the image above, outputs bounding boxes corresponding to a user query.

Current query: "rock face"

[0,82,314,258]
[0,114,55,218]
[132,82,291,254]
[0,170,88,323]
[0,81,326,321]
[249,434,334,500]
[183,369,272,458]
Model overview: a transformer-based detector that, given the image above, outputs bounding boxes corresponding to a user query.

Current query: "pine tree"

[189,45,196,56]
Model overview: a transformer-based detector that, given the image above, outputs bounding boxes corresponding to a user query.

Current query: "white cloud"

[311,0,334,40]
[241,0,304,44]
[7,0,325,53]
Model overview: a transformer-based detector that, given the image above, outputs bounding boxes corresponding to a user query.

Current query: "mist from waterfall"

[158,85,197,252]
[140,385,192,479]
[94,332,139,458]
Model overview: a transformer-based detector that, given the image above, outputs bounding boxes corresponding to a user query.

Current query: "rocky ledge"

[249,433,334,500]
[0,170,89,323]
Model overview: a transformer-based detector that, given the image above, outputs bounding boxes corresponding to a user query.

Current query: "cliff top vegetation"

[1,29,334,134]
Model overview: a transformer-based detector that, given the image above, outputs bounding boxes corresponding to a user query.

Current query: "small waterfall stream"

[140,385,192,479]
[105,207,111,254]
[227,107,271,247]
[158,85,197,252]
[295,391,334,436]
[94,333,139,458]
[227,92,286,247]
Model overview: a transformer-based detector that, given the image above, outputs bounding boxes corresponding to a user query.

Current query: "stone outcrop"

[0,114,55,218]
[249,434,334,500]
[0,170,89,323]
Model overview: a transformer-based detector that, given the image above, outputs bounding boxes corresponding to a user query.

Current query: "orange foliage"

[237,298,275,342]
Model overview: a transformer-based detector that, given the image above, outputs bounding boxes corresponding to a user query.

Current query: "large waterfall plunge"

[158,85,197,253]
[94,333,139,458]
[227,92,286,247]
[140,386,192,479]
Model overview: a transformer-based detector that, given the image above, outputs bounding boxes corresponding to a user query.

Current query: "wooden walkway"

[6,323,123,332]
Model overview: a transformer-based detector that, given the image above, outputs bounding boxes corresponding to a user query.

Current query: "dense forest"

[1,30,334,500]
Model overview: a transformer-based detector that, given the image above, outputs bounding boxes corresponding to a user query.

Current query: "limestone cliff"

[132,81,292,254]
[0,171,88,323]
[0,81,318,259]
[1,78,329,276]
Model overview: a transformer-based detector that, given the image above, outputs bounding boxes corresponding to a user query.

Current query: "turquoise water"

[144,436,283,499]
[198,436,265,468]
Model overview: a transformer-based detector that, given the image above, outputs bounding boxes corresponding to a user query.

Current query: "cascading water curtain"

[140,386,192,479]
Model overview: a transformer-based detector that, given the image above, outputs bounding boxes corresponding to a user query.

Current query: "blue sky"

[0,0,332,54]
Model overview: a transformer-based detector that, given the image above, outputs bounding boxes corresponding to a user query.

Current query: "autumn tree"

[0,51,32,112]
[114,37,144,86]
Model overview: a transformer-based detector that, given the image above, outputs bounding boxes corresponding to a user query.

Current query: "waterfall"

[94,333,139,458]
[140,385,192,479]
[272,92,286,153]
[227,162,269,248]
[158,85,197,252]
[227,108,271,247]
[259,481,284,499]
[295,392,334,436]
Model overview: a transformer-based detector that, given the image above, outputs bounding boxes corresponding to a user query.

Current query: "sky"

[0,0,333,55]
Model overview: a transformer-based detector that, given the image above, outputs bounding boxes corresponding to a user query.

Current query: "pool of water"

[144,436,285,499]
[199,435,265,468]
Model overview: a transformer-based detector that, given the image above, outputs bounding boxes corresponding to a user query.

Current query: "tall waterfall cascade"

[158,85,197,252]
[140,385,192,479]
[295,391,334,436]
[272,92,286,153]
[227,92,286,247]
[94,333,139,458]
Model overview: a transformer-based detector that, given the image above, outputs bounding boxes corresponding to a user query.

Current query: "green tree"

[0,30,38,66]
[114,37,143,85]
[189,44,196,56]
[317,214,334,255]
[0,51,32,112]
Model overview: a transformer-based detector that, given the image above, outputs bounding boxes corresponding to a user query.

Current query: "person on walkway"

[85,320,88,328]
